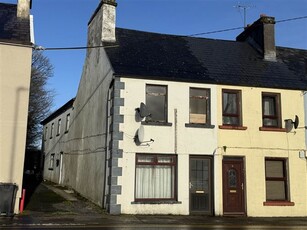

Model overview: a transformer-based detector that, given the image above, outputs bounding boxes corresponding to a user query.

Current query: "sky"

[3,0,307,110]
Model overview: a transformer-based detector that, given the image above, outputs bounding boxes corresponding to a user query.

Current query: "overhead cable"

[33,15,307,51]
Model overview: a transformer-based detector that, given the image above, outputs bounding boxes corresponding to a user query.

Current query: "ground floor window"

[49,153,55,170]
[265,158,288,201]
[135,154,176,201]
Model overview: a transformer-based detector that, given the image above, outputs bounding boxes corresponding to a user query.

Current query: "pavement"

[1,181,307,229]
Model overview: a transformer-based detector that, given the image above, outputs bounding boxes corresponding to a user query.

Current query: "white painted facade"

[117,78,218,214]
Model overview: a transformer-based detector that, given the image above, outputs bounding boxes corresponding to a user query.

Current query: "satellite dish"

[138,103,151,118]
[284,115,300,132]
[137,125,145,143]
[285,119,293,133]
[294,115,299,129]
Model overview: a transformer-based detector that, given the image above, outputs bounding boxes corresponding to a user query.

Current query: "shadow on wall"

[22,149,43,208]
[9,87,29,182]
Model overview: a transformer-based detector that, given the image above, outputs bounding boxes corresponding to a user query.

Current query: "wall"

[58,4,115,208]
[216,85,307,217]
[0,44,32,213]
[42,107,73,185]
[117,78,218,214]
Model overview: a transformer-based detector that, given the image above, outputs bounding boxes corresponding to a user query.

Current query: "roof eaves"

[41,98,75,125]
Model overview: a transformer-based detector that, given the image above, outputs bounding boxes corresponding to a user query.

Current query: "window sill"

[64,131,69,134]
[131,200,182,205]
[219,125,247,130]
[185,123,215,129]
[56,134,60,137]
[259,127,286,132]
[141,121,172,126]
[263,201,295,206]
[48,168,53,171]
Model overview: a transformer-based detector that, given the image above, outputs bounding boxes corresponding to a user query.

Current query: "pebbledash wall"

[116,77,218,215]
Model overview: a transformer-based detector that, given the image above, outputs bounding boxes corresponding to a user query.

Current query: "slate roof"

[105,28,307,91]
[0,3,31,45]
[41,98,75,125]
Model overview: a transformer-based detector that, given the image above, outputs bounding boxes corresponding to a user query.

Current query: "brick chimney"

[17,0,31,19]
[236,15,276,61]
[88,0,117,43]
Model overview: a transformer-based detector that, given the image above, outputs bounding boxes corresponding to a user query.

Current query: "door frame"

[189,155,214,215]
[222,157,246,216]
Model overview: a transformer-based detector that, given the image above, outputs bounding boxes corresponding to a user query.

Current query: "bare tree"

[26,50,54,149]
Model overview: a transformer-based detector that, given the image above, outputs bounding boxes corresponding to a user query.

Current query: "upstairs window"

[145,85,167,123]
[57,119,61,136]
[262,93,281,128]
[44,126,48,141]
[222,89,242,126]
[189,88,210,124]
[50,123,54,139]
[65,113,70,133]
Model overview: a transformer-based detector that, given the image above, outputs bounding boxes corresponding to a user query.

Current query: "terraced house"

[0,0,33,215]
[42,0,307,216]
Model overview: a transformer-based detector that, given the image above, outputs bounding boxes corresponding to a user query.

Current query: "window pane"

[147,85,166,94]
[158,156,172,163]
[228,169,237,188]
[262,93,280,128]
[263,118,278,127]
[266,160,284,177]
[222,90,241,126]
[265,159,287,201]
[66,114,70,131]
[263,97,276,116]
[146,85,167,122]
[190,98,207,114]
[266,181,286,200]
[138,156,154,163]
[223,116,239,126]
[57,119,61,134]
[223,92,237,114]
[135,165,174,199]
[190,88,209,124]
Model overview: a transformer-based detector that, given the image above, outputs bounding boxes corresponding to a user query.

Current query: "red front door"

[222,158,245,215]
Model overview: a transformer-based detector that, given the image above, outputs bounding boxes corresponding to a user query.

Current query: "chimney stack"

[236,14,276,61]
[17,0,31,19]
[88,0,117,43]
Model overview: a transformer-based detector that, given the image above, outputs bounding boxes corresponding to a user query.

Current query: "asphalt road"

[2,224,307,229]
[2,181,307,229]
